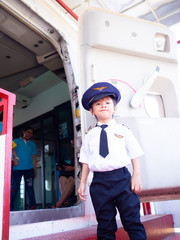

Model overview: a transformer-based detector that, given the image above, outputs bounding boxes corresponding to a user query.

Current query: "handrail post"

[0,88,16,240]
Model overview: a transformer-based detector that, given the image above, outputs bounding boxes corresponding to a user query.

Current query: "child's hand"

[131,173,141,194]
[78,182,88,201]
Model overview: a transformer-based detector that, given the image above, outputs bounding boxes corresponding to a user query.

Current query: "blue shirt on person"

[13,137,37,170]
[0,121,3,134]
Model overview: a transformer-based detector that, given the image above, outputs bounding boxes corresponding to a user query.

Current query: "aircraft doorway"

[12,101,74,211]
[0,2,84,226]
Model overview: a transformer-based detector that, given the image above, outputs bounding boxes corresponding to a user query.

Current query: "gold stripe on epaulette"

[122,124,129,129]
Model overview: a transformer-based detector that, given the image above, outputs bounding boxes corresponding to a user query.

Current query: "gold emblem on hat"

[93,86,107,91]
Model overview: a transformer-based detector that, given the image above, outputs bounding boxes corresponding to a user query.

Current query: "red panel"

[0,88,16,240]
[143,202,152,215]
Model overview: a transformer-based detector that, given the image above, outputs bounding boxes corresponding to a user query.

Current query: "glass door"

[12,101,74,210]
[42,115,57,208]
[55,102,75,202]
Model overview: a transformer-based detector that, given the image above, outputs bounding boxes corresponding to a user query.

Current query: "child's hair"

[89,95,117,109]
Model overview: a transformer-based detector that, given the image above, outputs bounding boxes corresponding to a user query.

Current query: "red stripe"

[56,0,78,21]
[109,79,136,93]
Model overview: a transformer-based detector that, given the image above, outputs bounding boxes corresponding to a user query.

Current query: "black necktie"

[99,125,109,158]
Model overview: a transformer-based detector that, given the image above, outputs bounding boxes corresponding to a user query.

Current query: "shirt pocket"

[88,135,99,154]
[112,133,126,151]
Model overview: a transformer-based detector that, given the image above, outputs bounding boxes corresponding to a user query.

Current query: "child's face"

[90,96,116,123]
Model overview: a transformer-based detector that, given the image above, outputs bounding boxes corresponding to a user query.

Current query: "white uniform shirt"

[79,119,144,172]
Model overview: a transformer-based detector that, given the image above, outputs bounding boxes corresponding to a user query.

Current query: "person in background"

[0,121,2,135]
[78,82,147,240]
[52,140,75,208]
[10,126,37,210]
[0,111,3,135]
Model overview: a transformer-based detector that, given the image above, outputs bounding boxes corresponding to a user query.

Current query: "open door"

[79,8,180,200]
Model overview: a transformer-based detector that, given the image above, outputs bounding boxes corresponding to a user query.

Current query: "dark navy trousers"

[90,167,147,240]
[11,168,36,210]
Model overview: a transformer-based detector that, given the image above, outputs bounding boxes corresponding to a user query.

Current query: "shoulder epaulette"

[122,123,129,129]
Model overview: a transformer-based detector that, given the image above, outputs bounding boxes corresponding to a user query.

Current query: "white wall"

[13,81,70,126]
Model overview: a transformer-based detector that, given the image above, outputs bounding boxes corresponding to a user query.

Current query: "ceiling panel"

[0,66,48,92]
[16,71,63,98]
[0,8,54,56]
[0,32,39,79]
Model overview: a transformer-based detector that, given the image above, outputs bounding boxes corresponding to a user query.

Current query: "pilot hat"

[82,82,121,111]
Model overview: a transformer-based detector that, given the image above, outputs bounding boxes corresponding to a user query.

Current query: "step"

[23,214,174,240]
[163,232,180,240]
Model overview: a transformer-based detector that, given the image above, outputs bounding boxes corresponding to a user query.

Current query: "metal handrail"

[0,88,16,240]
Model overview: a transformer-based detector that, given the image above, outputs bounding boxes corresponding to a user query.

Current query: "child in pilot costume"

[78,82,147,240]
